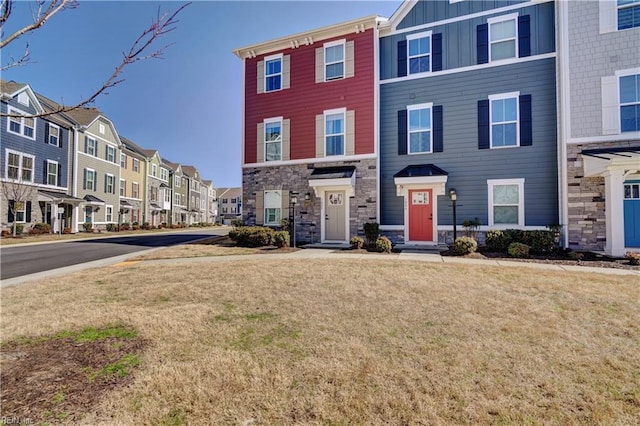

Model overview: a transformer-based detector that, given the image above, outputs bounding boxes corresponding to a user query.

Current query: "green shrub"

[461,218,481,239]
[229,226,275,247]
[273,231,290,248]
[350,236,364,250]
[82,223,93,232]
[10,223,25,235]
[363,222,380,246]
[485,230,510,252]
[29,223,51,235]
[453,237,477,255]
[142,222,151,230]
[231,218,245,227]
[106,223,118,232]
[375,235,392,253]
[120,222,130,231]
[508,242,530,258]
[521,230,556,254]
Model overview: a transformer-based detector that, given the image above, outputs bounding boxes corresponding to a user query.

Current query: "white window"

[490,92,519,148]
[120,179,126,196]
[86,137,97,156]
[106,205,113,222]
[132,182,139,199]
[618,0,640,30]
[407,103,433,154]
[105,174,115,194]
[264,54,282,92]
[407,31,432,74]
[48,124,60,146]
[160,167,168,181]
[106,145,116,163]
[99,123,106,134]
[264,190,282,225]
[13,201,26,222]
[47,161,58,186]
[620,73,640,132]
[6,108,36,140]
[17,92,30,106]
[625,182,640,199]
[174,175,181,187]
[84,169,96,190]
[324,40,345,81]
[264,117,282,161]
[120,152,127,168]
[164,189,171,203]
[133,159,140,172]
[325,108,345,156]
[152,164,158,177]
[5,150,35,182]
[488,178,525,226]
[175,193,180,205]
[488,14,518,62]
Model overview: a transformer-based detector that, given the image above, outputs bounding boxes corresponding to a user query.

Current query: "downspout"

[72,126,80,233]
[556,0,570,249]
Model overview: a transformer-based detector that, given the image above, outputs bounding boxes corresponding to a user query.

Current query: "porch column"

[72,206,80,233]
[51,204,59,234]
[603,168,625,257]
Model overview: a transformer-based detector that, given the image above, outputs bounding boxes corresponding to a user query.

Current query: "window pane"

[325,45,343,63]
[634,185,640,199]
[491,20,516,41]
[9,117,21,133]
[493,184,519,204]
[620,75,639,103]
[326,135,344,156]
[266,75,281,91]
[266,59,281,75]
[409,57,430,74]
[492,99,505,122]
[491,40,516,60]
[265,122,281,141]
[410,131,431,153]
[265,142,281,161]
[618,4,640,29]
[326,62,344,80]
[326,114,344,134]
[504,98,517,121]
[492,125,505,146]
[494,206,518,224]
[264,191,281,208]
[621,105,640,132]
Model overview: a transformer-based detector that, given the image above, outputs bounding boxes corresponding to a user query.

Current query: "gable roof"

[162,158,180,172]
[0,79,45,114]
[181,165,198,178]
[379,0,418,34]
[119,136,148,159]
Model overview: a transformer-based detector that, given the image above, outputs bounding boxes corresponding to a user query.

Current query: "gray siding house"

[558,0,640,257]
[378,0,558,244]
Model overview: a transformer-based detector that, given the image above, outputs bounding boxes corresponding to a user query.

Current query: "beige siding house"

[119,136,147,225]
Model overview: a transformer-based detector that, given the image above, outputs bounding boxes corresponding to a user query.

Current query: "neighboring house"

[216,187,242,223]
[0,80,82,233]
[181,165,202,224]
[119,136,147,225]
[377,0,558,244]
[62,107,123,230]
[233,15,382,244]
[557,0,640,257]
[141,149,171,226]
[202,179,217,223]
[162,159,188,225]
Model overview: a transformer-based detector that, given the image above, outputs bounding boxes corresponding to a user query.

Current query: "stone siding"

[243,159,377,244]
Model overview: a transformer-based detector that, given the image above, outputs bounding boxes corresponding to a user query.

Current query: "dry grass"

[2,258,639,425]
[135,243,259,260]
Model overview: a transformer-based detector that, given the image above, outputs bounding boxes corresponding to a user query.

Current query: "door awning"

[581,146,640,177]
[308,166,356,197]
[393,164,449,196]
[38,190,84,205]
[83,194,105,205]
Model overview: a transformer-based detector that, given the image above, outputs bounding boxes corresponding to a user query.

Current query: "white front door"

[325,190,346,241]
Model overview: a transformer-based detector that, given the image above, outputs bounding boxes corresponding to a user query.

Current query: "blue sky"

[2,0,400,187]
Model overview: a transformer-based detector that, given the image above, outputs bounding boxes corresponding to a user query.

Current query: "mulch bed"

[1,335,145,424]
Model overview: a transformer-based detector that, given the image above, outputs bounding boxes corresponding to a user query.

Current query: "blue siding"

[1,99,70,189]
[379,58,558,227]
[381,2,555,80]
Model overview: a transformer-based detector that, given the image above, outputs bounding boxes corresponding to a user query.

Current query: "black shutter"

[94,173,97,192]
[432,33,442,72]
[44,123,50,145]
[397,40,407,77]
[477,24,489,64]
[104,174,107,193]
[8,200,14,222]
[519,94,533,146]
[478,99,490,149]
[26,201,32,223]
[84,136,88,153]
[57,164,62,186]
[43,160,48,184]
[518,15,531,58]
[398,109,408,155]
[58,128,63,149]
[433,105,443,152]
[83,170,87,190]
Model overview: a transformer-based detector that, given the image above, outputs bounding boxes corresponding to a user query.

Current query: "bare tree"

[2,179,36,236]
[0,0,190,118]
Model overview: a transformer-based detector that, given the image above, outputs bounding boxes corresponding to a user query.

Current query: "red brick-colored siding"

[244,30,375,164]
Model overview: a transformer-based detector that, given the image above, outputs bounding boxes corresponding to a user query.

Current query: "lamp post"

[290,194,298,247]
[449,188,457,243]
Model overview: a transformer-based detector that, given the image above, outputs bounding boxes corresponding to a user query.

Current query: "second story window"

[47,161,58,186]
[488,14,517,62]
[120,153,127,168]
[325,110,345,156]
[408,103,433,154]
[152,164,157,177]
[106,145,116,163]
[48,124,60,146]
[618,0,640,30]
[85,137,97,156]
[133,158,140,172]
[7,108,35,140]
[265,119,282,161]
[490,93,519,148]
[174,175,181,187]
[6,150,34,182]
[407,32,431,74]
[324,41,345,81]
[120,179,126,196]
[132,182,139,199]
[620,73,640,132]
[105,174,115,194]
[160,168,168,181]
[265,55,282,92]
[84,169,96,191]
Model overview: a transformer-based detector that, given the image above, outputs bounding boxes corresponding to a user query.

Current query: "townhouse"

[1,81,82,233]
[216,187,242,223]
[558,0,640,257]
[119,136,147,225]
[202,179,218,223]
[139,148,171,226]
[233,15,382,244]
[181,165,203,224]
[163,159,186,225]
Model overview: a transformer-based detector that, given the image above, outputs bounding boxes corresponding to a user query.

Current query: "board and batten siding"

[379,58,558,227]
[244,30,375,164]
[380,1,555,80]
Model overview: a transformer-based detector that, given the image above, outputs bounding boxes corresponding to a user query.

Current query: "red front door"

[409,189,433,241]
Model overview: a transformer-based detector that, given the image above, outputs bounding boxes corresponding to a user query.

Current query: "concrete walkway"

[3,246,638,288]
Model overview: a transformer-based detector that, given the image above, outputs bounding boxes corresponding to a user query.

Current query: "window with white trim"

[624,182,640,199]
[132,182,139,199]
[106,205,113,222]
[325,109,345,156]
[620,73,640,132]
[407,103,433,153]
[106,145,116,163]
[120,179,126,196]
[160,167,168,181]
[47,161,58,186]
[85,137,97,156]
[13,201,26,222]
[490,92,519,148]
[164,188,171,203]
[324,40,345,81]
[264,190,281,226]
[488,179,524,226]
[48,124,60,146]
[84,169,96,190]
[120,152,127,168]
[105,174,115,194]
[407,31,431,74]
[7,108,36,139]
[618,0,640,30]
[5,150,34,182]
[152,164,157,177]
[133,159,140,172]
[265,118,282,161]
[175,193,180,205]
[264,54,282,92]
[174,175,181,187]
[488,14,518,62]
